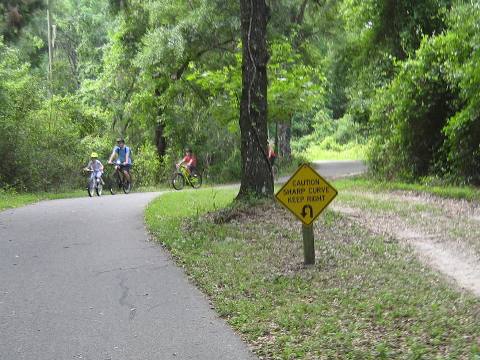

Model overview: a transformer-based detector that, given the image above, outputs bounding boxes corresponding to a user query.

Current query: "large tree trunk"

[155,120,167,157]
[237,0,272,199]
[277,120,292,158]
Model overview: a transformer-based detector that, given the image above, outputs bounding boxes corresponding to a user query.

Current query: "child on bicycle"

[177,148,198,175]
[84,152,104,185]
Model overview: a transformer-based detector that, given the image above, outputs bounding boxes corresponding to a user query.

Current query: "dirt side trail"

[331,190,480,297]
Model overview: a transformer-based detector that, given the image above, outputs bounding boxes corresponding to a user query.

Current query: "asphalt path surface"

[311,160,367,179]
[0,193,256,360]
[0,160,365,360]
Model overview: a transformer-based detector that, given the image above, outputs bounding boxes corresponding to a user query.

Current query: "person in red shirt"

[267,142,277,166]
[177,148,197,175]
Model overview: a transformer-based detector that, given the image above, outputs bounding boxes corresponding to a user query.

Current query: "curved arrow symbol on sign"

[301,204,313,219]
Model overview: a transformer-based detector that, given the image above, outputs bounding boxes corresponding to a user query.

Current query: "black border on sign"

[275,163,338,225]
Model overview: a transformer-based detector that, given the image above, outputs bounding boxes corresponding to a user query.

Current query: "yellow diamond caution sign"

[275,164,338,225]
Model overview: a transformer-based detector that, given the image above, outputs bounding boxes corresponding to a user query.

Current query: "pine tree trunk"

[237,0,272,199]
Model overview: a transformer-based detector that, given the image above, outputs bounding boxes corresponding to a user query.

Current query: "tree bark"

[274,121,279,156]
[237,0,272,199]
[155,120,167,157]
[277,120,292,158]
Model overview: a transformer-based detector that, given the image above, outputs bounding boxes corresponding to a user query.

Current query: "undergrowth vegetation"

[0,187,85,211]
[369,3,480,184]
[292,115,367,161]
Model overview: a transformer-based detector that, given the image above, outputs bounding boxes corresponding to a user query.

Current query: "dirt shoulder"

[333,189,480,297]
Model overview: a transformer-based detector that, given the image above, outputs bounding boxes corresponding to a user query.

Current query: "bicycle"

[171,164,202,190]
[108,162,132,195]
[84,169,103,197]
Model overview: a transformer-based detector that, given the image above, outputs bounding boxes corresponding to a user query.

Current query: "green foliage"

[293,113,367,161]
[49,0,110,90]
[16,96,86,191]
[0,38,111,191]
[132,143,162,187]
[0,39,41,189]
[369,2,480,184]
[80,135,112,163]
[0,0,44,42]
[268,40,325,123]
[2,0,478,190]
[440,3,480,184]
[97,0,243,183]
[369,38,456,180]
[330,0,451,125]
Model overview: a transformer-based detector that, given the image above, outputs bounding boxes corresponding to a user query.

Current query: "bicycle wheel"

[87,178,95,197]
[190,173,202,189]
[172,172,185,190]
[96,179,103,196]
[122,179,131,194]
[109,173,120,195]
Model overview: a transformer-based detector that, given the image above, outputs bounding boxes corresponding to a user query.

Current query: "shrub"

[292,112,367,160]
[368,38,457,180]
[368,3,480,184]
[132,143,162,187]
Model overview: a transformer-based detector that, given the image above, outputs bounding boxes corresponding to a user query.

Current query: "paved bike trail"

[311,160,367,179]
[0,192,256,360]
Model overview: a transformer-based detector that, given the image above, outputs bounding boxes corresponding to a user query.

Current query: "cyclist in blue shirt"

[108,138,132,183]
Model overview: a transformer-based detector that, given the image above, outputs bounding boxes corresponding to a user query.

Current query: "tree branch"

[295,0,309,24]
[172,37,236,80]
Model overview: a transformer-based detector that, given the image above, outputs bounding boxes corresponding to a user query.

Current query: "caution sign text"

[275,164,338,225]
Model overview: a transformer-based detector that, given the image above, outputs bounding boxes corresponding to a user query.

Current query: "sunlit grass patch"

[335,177,480,202]
[0,190,85,211]
[301,140,367,161]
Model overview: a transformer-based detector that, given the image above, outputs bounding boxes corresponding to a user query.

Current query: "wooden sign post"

[275,164,338,265]
[302,224,315,265]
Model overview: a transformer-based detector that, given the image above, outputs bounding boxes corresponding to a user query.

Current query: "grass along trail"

[333,189,480,297]
[146,188,480,358]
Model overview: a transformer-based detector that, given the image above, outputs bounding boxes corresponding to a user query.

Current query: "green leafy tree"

[268,40,325,158]
[334,0,452,124]
[369,2,480,184]
[0,0,44,41]
[0,39,40,188]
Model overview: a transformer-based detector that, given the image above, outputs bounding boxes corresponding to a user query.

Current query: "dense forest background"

[0,0,479,192]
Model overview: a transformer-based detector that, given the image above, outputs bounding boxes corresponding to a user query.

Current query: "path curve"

[312,160,367,179]
[276,160,366,183]
[0,193,256,360]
